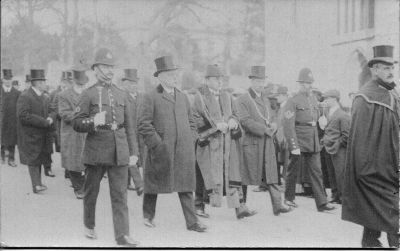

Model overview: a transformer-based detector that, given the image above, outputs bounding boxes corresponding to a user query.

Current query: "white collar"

[31,86,43,96]
[328,104,340,118]
[161,83,174,94]
[2,85,12,92]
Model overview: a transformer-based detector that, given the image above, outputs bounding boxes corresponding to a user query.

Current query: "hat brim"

[248,76,267,79]
[30,78,46,81]
[153,68,179,77]
[74,76,89,85]
[91,63,115,70]
[367,58,398,68]
[205,75,224,78]
[296,80,313,84]
[122,77,140,82]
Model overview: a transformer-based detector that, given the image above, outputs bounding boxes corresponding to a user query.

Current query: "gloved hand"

[291,149,301,155]
[227,118,239,130]
[216,122,228,133]
[46,117,53,125]
[129,155,138,166]
[318,115,328,130]
[93,111,106,127]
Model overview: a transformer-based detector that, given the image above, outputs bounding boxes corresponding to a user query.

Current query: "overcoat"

[192,85,242,206]
[236,88,278,185]
[58,87,86,172]
[1,87,20,146]
[342,79,399,234]
[126,92,145,166]
[50,87,62,152]
[138,84,197,194]
[17,88,56,166]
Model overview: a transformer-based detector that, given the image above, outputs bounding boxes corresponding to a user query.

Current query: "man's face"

[95,64,114,81]
[276,94,288,104]
[3,79,12,88]
[250,78,265,93]
[158,70,178,89]
[121,79,138,93]
[32,80,46,92]
[372,63,394,83]
[299,83,312,93]
[206,76,222,91]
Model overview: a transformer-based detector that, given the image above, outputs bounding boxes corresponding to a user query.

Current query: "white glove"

[227,118,239,130]
[291,149,301,155]
[216,122,228,133]
[46,117,53,125]
[93,111,106,126]
[129,155,138,166]
[318,115,328,130]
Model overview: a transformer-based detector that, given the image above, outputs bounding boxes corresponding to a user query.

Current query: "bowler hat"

[2,69,13,80]
[367,45,398,67]
[25,74,31,83]
[322,89,340,100]
[72,69,89,85]
[297,68,314,84]
[249,66,267,79]
[153,56,179,77]
[269,85,289,98]
[91,48,116,70]
[30,69,46,81]
[205,64,223,78]
[122,69,140,82]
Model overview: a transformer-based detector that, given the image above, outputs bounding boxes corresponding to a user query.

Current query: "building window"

[337,0,374,35]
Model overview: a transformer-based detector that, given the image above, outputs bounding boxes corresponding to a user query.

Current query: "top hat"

[122,69,140,82]
[61,71,73,81]
[2,69,13,80]
[248,66,267,79]
[91,48,116,70]
[367,45,398,67]
[30,69,46,81]
[205,64,223,78]
[72,69,89,85]
[297,68,314,84]
[153,56,179,77]
[322,89,340,100]
[25,74,31,83]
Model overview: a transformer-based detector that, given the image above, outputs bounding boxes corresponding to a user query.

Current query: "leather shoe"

[253,187,267,192]
[136,187,144,196]
[143,218,156,228]
[273,206,293,216]
[8,161,17,167]
[33,185,47,193]
[284,200,298,208]
[44,169,55,177]
[127,184,136,191]
[116,235,140,247]
[187,222,207,233]
[75,191,84,199]
[236,208,257,219]
[330,198,342,204]
[195,209,210,218]
[84,227,97,239]
[318,203,336,212]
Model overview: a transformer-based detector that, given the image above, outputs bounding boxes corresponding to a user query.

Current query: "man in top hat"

[281,67,335,212]
[72,48,140,246]
[342,45,399,248]
[58,68,89,199]
[320,90,350,205]
[17,69,56,193]
[119,68,144,196]
[192,64,256,220]
[138,55,207,232]
[236,66,292,216]
[1,69,20,167]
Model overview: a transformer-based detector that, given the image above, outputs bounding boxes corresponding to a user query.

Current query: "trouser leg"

[69,171,85,192]
[128,165,143,189]
[387,232,400,248]
[195,163,206,210]
[7,145,15,161]
[1,145,5,161]
[305,153,328,207]
[267,183,283,214]
[332,148,346,200]
[143,193,157,220]
[361,227,382,247]
[285,154,301,201]
[325,154,338,200]
[178,192,198,228]
[83,165,105,230]
[28,165,41,190]
[107,165,129,239]
[241,185,247,203]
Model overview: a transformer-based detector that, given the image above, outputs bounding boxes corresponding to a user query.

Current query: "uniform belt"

[96,123,124,131]
[295,121,317,127]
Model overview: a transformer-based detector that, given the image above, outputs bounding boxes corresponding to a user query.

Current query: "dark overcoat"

[17,88,56,166]
[1,87,20,146]
[236,88,278,185]
[342,79,399,234]
[50,87,62,152]
[138,84,197,194]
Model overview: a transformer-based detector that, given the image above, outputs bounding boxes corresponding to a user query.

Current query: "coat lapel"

[158,84,175,104]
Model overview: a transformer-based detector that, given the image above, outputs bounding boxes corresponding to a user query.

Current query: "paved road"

[0,151,390,248]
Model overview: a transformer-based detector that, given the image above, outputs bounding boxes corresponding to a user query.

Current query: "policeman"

[72,48,140,247]
[281,68,335,212]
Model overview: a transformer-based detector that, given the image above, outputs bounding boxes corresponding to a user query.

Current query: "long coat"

[138,84,197,194]
[342,79,399,234]
[236,88,278,185]
[58,87,86,172]
[1,87,20,146]
[50,87,63,152]
[17,88,56,166]
[127,92,145,166]
[192,86,242,207]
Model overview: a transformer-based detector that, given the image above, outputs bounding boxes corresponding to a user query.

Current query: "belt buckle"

[111,122,118,131]
[310,121,316,127]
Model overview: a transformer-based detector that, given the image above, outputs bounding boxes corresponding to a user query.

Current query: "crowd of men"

[0,44,398,248]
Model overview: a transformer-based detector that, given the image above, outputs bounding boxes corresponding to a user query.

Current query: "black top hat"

[61,71,73,81]
[30,69,46,81]
[205,64,223,78]
[25,74,31,83]
[122,69,140,82]
[72,69,89,85]
[367,45,398,67]
[2,69,13,80]
[153,56,179,77]
[297,68,314,84]
[248,66,267,79]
